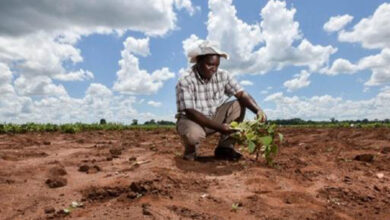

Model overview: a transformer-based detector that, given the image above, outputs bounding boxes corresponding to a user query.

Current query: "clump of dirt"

[45,177,67,188]
[109,148,122,156]
[78,164,101,174]
[83,176,177,202]
[354,154,374,162]
[168,205,215,220]
[48,165,67,176]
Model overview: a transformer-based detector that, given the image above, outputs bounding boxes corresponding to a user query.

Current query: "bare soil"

[0,127,389,219]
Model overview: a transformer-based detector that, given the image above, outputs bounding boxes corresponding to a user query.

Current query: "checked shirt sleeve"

[224,71,243,97]
[176,79,195,112]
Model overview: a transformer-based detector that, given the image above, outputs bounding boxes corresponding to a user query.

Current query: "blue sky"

[0,0,390,123]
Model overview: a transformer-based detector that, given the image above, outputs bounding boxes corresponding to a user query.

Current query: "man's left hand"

[256,110,267,123]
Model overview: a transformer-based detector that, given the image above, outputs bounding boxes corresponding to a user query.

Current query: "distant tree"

[144,119,156,125]
[100,118,107,125]
[330,117,337,123]
[131,119,138,126]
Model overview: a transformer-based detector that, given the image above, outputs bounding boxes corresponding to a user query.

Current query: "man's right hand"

[219,123,238,135]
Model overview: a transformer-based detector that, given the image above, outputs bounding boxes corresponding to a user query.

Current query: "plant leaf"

[248,140,256,153]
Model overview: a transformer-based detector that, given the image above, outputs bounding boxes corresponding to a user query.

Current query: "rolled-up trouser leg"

[213,100,245,149]
[176,118,206,158]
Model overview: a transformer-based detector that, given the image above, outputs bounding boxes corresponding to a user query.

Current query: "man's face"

[198,54,220,80]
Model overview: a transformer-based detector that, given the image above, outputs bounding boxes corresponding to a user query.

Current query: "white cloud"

[54,69,94,81]
[14,75,68,97]
[264,89,390,120]
[240,80,253,86]
[338,3,390,49]
[174,0,199,16]
[0,63,14,95]
[0,83,169,123]
[147,100,162,107]
[321,58,358,75]
[321,48,390,86]
[283,70,311,92]
[184,0,337,75]
[323,14,353,32]
[359,48,390,86]
[0,0,193,98]
[0,0,190,38]
[113,37,175,95]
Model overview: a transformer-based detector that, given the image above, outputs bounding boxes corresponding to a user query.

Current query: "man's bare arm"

[235,90,266,121]
[185,109,234,134]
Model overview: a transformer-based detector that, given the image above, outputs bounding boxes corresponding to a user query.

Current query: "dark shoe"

[183,152,197,161]
[214,147,242,161]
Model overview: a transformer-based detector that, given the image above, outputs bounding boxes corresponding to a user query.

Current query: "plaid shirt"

[176,66,243,118]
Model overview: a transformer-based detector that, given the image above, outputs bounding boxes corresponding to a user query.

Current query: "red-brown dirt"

[0,127,389,219]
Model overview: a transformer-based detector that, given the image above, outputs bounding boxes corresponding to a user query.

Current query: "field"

[0,127,389,219]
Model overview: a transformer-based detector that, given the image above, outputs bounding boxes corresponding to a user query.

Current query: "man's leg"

[212,100,245,159]
[176,118,206,160]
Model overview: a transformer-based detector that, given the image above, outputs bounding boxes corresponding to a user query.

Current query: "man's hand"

[256,110,267,123]
[219,123,238,135]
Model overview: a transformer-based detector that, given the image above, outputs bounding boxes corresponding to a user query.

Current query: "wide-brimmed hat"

[187,40,229,63]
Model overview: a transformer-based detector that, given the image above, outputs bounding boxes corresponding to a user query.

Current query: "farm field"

[0,127,389,219]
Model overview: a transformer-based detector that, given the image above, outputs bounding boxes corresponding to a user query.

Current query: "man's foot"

[214,147,242,161]
[183,152,197,161]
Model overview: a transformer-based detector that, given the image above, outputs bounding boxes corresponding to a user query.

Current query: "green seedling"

[231,203,240,212]
[230,118,283,166]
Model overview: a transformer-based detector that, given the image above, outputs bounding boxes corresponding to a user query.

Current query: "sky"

[1,0,390,123]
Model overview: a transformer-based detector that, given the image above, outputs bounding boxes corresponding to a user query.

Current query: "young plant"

[230,117,283,165]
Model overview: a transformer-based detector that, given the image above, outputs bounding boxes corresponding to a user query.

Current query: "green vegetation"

[0,122,174,134]
[0,118,389,134]
[230,118,283,165]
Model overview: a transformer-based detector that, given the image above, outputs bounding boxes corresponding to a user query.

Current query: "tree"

[100,118,107,125]
[131,119,138,126]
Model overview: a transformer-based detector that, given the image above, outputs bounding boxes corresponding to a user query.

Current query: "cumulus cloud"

[147,101,162,107]
[321,48,390,86]
[0,83,167,123]
[338,3,390,49]
[190,0,337,75]
[0,63,14,95]
[359,48,390,86]
[264,89,390,120]
[0,0,195,37]
[323,14,353,32]
[113,37,175,95]
[283,70,311,92]
[321,58,359,75]
[240,80,253,86]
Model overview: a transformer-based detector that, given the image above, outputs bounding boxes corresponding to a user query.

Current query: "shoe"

[183,152,197,161]
[214,147,242,161]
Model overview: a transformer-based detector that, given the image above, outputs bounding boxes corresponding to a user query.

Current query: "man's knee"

[177,119,206,146]
[182,131,205,146]
[229,100,245,122]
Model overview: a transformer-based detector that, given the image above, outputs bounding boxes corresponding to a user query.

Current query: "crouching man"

[175,41,266,161]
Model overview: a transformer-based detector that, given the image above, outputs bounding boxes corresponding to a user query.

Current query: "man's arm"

[235,90,266,121]
[185,109,234,134]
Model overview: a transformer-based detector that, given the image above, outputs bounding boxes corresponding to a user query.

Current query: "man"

[176,41,266,161]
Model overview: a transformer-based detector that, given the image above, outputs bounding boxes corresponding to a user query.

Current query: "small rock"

[376,173,384,179]
[354,154,374,162]
[44,207,55,214]
[43,141,51,145]
[129,157,137,162]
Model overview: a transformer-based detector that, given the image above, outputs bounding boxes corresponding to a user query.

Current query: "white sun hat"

[187,40,229,63]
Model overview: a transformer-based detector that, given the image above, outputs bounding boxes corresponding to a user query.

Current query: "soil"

[0,127,389,219]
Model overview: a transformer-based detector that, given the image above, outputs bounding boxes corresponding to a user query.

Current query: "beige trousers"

[176,100,245,156]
